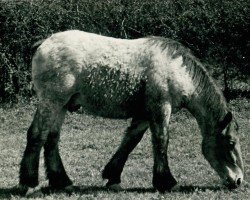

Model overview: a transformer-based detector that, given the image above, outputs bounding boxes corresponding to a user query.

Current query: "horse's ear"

[219,112,233,131]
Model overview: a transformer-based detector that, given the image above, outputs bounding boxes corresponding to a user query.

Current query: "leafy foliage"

[0,0,249,103]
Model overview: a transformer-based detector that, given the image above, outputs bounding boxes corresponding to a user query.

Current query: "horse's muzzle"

[225,177,242,189]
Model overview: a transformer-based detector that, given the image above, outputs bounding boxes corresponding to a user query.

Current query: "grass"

[0,98,249,199]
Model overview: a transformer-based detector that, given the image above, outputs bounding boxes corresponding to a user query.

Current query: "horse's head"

[202,112,244,189]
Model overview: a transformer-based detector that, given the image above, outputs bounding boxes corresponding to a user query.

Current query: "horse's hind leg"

[44,107,72,189]
[19,101,63,189]
[102,119,149,187]
[19,109,41,189]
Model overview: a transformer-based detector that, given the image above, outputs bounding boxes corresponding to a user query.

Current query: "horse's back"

[32,30,144,75]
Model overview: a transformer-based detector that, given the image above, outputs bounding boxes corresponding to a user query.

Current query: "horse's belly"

[79,96,130,118]
[76,91,141,119]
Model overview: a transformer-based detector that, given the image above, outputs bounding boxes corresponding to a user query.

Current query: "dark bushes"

[0,0,249,103]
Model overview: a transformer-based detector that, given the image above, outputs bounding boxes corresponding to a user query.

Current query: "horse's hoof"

[14,185,29,196]
[106,183,122,191]
[169,184,180,192]
[64,185,74,194]
[153,172,177,193]
[25,186,43,198]
[155,180,178,193]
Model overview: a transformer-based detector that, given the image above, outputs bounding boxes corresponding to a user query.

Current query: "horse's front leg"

[149,102,177,192]
[102,118,149,188]
[19,102,64,191]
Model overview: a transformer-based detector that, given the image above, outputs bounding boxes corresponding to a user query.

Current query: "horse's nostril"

[236,178,241,186]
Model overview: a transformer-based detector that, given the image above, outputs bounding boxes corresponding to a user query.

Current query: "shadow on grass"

[0,187,26,198]
[176,185,223,193]
[0,185,225,198]
[0,186,155,198]
[69,185,224,194]
[41,185,157,195]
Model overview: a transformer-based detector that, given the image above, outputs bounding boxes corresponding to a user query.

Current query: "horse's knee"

[44,132,59,149]
[26,128,47,152]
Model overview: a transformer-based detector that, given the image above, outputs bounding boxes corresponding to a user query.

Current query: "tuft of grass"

[0,99,249,199]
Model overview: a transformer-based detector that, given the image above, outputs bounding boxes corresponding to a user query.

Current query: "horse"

[19,30,244,194]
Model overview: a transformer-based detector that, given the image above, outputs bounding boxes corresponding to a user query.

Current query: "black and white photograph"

[0,0,249,199]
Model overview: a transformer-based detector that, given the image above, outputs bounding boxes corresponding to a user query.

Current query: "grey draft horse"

[19,30,244,194]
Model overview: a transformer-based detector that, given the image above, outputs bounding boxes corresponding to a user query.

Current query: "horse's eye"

[228,140,236,150]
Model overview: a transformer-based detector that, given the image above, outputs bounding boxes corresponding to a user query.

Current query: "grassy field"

[0,99,249,199]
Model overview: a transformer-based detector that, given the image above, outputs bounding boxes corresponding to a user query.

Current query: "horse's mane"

[147,37,228,121]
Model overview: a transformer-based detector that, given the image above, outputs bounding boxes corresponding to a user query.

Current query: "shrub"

[0,0,249,103]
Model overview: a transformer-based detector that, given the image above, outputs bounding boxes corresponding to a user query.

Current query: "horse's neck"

[186,81,228,136]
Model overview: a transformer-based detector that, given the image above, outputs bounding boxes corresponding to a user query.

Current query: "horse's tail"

[31,39,45,56]
[30,39,45,94]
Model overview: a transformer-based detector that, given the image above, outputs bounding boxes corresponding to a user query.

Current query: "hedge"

[0,0,249,103]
